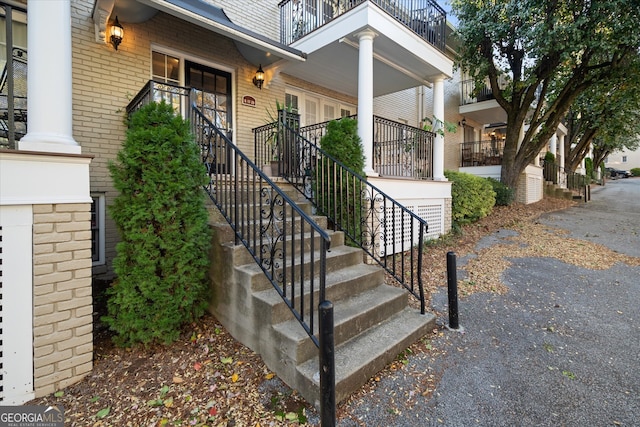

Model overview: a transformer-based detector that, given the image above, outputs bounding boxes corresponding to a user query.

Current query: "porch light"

[110,16,124,51]
[253,64,265,89]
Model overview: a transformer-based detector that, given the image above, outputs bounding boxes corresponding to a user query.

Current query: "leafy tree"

[563,53,640,171]
[104,102,211,347]
[451,0,640,190]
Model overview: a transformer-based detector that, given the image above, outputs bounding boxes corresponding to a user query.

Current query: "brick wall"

[32,203,93,397]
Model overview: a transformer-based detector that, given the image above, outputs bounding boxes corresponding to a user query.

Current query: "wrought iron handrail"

[460,139,505,167]
[542,160,589,200]
[127,81,332,348]
[260,117,428,314]
[190,101,332,347]
[279,0,446,52]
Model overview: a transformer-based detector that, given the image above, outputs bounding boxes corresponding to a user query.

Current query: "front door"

[186,61,232,173]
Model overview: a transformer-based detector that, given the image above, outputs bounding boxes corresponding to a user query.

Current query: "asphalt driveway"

[338,179,640,426]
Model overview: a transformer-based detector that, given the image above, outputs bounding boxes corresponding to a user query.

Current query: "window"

[91,194,105,266]
[285,93,299,113]
[152,51,180,84]
[622,155,627,163]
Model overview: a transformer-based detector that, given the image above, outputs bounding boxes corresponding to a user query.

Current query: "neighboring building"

[1,0,455,403]
[605,145,640,172]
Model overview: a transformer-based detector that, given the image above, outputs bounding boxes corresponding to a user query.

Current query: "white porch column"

[558,134,565,169]
[432,76,445,181]
[356,29,376,176]
[19,0,79,154]
[549,133,557,160]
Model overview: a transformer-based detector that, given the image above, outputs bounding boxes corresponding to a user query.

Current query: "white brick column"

[432,76,445,181]
[19,0,79,154]
[356,29,376,176]
[549,133,557,160]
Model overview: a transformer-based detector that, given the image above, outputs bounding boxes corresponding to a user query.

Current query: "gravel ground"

[338,179,640,426]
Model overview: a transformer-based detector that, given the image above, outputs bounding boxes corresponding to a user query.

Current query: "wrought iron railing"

[0,0,28,150]
[298,115,434,179]
[279,0,446,52]
[374,116,433,179]
[460,139,505,167]
[460,79,494,106]
[543,160,589,200]
[256,116,429,314]
[127,81,332,348]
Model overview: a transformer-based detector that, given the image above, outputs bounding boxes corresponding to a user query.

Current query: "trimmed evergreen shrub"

[104,101,211,347]
[316,118,365,245]
[544,151,556,163]
[631,167,640,177]
[486,177,514,206]
[444,170,496,225]
[585,157,595,180]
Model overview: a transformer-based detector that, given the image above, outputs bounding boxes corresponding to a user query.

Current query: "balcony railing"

[460,79,495,106]
[298,115,434,180]
[460,140,504,167]
[279,0,446,52]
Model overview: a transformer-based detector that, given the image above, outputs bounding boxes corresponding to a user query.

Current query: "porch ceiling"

[282,2,454,98]
[106,0,306,66]
[459,99,507,125]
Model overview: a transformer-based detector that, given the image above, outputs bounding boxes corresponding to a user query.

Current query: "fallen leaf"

[231,373,239,383]
[172,376,183,384]
[209,407,218,416]
[163,397,174,408]
[221,356,233,364]
[265,373,275,380]
[96,407,110,419]
[194,362,202,371]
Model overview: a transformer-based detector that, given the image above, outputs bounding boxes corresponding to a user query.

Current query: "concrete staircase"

[206,179,435,407]
[545,181,583,201]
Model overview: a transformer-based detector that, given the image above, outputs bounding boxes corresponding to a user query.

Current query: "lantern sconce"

[253,64,265,89]
[459,117,467,127]
[110,16,124,51]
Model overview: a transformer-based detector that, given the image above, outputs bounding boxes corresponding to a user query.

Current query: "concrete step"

[296,307,436,406]
[235,244,364,293]
[253,263,386,327]
[268,283,408,367]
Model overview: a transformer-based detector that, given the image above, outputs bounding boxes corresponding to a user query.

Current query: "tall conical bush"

[104,101,211,346]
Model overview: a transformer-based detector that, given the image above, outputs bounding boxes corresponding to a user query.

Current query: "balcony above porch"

[458,79,506,125]
[278,0,453,97]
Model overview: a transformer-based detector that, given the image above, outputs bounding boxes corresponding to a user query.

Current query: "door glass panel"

[186,61,233,174]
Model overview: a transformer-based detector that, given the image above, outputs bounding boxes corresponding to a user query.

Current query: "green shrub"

[104,101,211,347]
[631,167,640,177]
[316,118,365,245]
[544,151,556,163]
[585,157,595,180]
[486,177,514,206]
[444,170,495,225]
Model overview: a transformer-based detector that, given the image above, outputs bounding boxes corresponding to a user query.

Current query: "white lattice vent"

[381,203,443,255]
[416,205,443,239]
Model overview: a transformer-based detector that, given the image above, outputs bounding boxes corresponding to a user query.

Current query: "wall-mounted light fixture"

[253,64,265,89]
[110,16,124,51]
[459,117,467,127]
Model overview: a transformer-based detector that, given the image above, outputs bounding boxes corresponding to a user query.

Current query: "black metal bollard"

[319,300,336,427]
[446,251,460,329]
